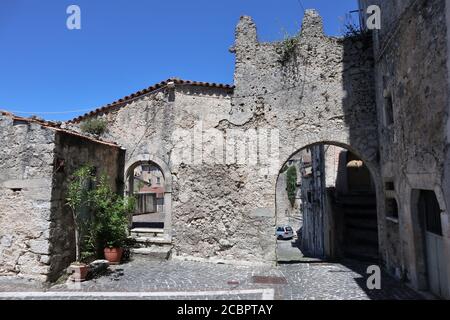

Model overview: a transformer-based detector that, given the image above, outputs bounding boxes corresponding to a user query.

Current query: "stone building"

[357,0,450,298]
[0,0,449,299]
[0,112,124,281]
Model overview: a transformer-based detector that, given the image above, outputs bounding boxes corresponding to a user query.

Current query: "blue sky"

[0,0,358,120]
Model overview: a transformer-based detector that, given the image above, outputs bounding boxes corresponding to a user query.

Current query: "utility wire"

[296,0,306,12]
[3,85,168,117]
[5,108,94,115]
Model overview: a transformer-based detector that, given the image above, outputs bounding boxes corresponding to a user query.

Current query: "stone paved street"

[0,257,424,300]
[276,239,324,263]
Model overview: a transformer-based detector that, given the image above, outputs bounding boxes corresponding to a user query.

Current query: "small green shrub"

[66,166,136,264]
[80,118,107,136]
[286,166,298,207]
[279,32,299,64]
[91,175,136,249]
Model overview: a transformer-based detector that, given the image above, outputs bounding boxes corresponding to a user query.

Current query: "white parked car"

[276,226,294,240]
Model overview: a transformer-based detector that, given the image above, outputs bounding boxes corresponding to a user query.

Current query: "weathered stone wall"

[230,10,379,261]
[369,0,450,297]
[0,113,124,281]
[0,115,55,281]
[301,145,326,258]
[231,11,378,165]
[48,132,124,281]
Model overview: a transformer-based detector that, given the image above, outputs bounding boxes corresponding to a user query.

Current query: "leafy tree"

[90,175,136,248]
[80,118,107,136]
[286,166,298,207]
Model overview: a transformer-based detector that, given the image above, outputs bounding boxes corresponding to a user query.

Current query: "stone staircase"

[336,194,379,262]
[129,228,172,261]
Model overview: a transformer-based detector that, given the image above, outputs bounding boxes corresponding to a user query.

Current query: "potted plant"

[66,166,95,281]
[92,176,135,265]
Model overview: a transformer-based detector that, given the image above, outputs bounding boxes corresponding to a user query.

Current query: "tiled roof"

[70,78,234,123]
[1,111,121,148]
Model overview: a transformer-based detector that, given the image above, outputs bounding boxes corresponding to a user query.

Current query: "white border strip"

[0,289,275,300]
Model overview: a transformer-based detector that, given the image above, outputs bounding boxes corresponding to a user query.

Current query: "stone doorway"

[275,143,379,264]
[125,155,173,260]
[413,190,448,298]
[128,162,165,230]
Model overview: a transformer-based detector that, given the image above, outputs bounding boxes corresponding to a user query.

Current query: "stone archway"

[125,154,172,237]
[275,141,382,263]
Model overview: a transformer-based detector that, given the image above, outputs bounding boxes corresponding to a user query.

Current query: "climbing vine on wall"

[286,166,297,207]
[278,31,299,64]
[80,118,108,136]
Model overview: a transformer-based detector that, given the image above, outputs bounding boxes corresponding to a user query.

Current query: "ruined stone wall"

[230,10,379,261]
[231,11,378,165]
[65,10,378,266]
[48,132,124,281]
[0,114,55,281]
[370,0,450,297]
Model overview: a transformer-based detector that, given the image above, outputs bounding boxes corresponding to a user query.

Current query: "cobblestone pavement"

[276,239,324,263]
[0,257,424,300]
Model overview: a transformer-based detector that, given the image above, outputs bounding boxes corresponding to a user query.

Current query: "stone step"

[345,227,379,245]
[131,228,165,238]
[346,217,379,230]
[336,195,376,207]
[343,207,377,217]
[344,245,379,262]
[131,246,172,261]
[131,236,172,247]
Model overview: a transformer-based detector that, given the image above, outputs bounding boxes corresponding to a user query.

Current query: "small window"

[385,181,395,191]
[307,191,312,203]
[157,177,161,185]
[384,96,394,126]
[419,191,443,236]
[386,198,399,219]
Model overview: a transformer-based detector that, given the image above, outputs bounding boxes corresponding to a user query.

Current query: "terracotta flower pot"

[70,263,89,282]
[104,247,123,265]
